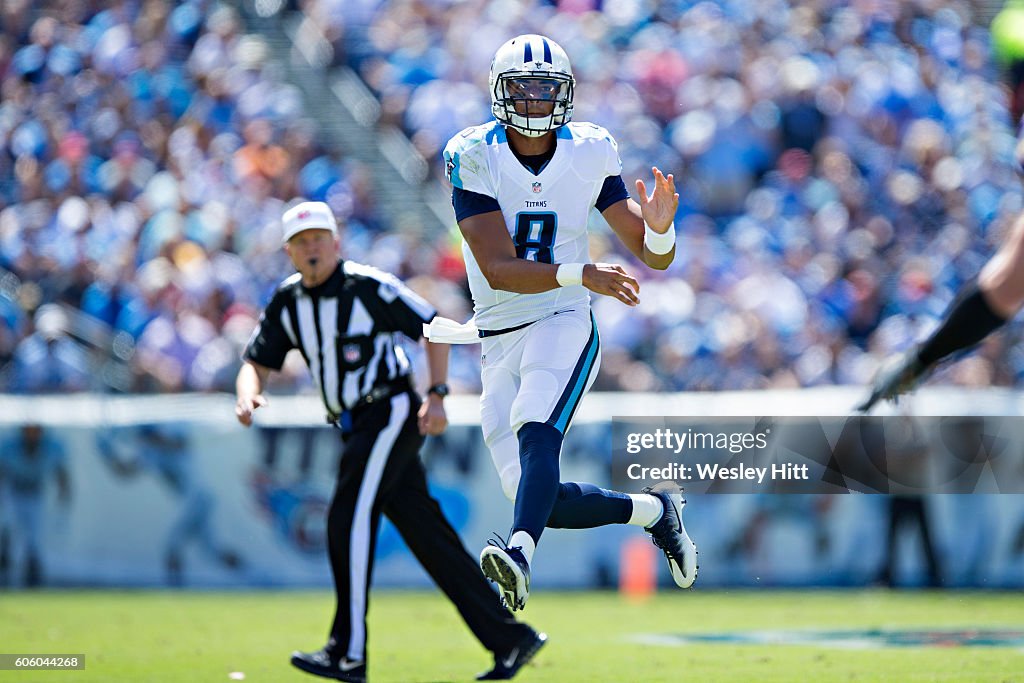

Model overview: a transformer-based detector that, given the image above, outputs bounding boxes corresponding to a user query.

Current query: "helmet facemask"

[489,35,576,137]
[492,72,574,137]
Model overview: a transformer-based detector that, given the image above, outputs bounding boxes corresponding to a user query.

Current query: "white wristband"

[555,263,585,287]
[644,222,676,255]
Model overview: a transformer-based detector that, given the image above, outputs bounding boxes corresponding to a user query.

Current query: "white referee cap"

[281,201,337,244]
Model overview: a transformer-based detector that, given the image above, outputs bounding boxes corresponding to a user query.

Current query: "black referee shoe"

[477,630,547,680]
[290,648,366,683]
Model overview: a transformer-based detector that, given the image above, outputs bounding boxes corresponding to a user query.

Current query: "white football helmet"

[489,34,574,137]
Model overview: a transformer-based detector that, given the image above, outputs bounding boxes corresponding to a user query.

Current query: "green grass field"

[2,589,1023,682]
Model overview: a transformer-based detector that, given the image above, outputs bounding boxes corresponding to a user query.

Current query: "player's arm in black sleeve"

[453,186,502,222]
[859,196,1024,412]
[858,281,1009,412]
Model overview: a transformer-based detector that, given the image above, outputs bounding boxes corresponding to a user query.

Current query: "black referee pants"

[325,390,530,665]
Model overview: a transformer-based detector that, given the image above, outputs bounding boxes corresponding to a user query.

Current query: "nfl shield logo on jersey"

[343,343,362,364]
[532,182,542,193]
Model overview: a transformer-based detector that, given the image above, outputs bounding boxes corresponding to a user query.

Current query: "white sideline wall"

[0,389,1022,589]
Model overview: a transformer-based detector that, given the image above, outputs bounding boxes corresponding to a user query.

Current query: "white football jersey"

[443,121,623,330]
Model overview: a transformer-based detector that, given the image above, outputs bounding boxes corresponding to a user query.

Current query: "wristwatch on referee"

[427,383,450,398]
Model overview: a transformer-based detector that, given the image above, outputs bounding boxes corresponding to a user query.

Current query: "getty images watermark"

[611,416,1024,494]
[623,426,808,485]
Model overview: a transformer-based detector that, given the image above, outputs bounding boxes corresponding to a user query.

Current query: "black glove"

[856,350,930,413]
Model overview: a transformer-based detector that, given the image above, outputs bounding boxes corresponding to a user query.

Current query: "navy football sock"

[511,422,563,544]
[547,482,632,529]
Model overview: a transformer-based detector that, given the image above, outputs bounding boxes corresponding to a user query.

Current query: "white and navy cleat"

[480,540,531,612]
[643,481,698,588]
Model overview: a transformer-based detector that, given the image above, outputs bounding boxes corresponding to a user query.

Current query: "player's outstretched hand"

[636,166,679,233]
[583,263,639,306]
[857,350,928,413]
[418,396,448,436]
[236,394,268,426]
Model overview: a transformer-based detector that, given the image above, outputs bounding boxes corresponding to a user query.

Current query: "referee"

[235,201,545,682]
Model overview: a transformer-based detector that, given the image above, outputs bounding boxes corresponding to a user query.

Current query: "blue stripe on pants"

[546,314,599,434]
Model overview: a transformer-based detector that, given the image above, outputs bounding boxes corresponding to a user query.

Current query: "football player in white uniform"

[431,35,697,611]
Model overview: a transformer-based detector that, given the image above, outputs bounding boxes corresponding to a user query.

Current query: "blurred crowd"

[0,0,394,393]
[4,0,1024,395]
[299,0,1024,392]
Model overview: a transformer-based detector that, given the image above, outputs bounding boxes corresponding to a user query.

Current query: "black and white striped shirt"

[244,260,436,417]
